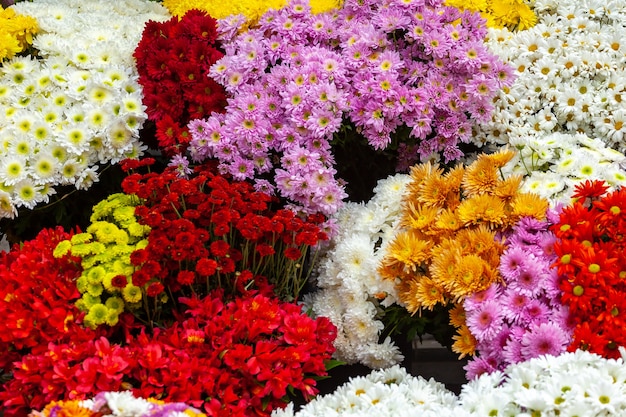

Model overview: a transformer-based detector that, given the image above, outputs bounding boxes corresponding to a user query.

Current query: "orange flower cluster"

[378,148,548,358]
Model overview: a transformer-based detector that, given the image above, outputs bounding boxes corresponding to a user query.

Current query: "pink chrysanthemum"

[520,322,570,360]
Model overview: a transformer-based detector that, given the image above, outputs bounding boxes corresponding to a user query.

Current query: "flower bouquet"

[185,0,513,214]
[552,180,626,359]
[0,160,338,416]
[378,148,549,359]
[0,0,170,242]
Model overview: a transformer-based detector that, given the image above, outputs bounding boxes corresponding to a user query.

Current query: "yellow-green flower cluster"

[53,193,150,329]
[162,0,341,22]
[446,0,536,31]
[0,6,38,61]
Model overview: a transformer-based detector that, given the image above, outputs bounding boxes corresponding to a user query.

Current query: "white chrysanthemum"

[357,336,404,369]
[0,190,16,219]
[307,173,410,368]
[0,156,28,186]
[271,365,462,417]
[92,391,152,415]
[13,179,40,209]
[32,152,59,182]
[0,0,170,218]
[476,1,626,155]
[333,233,376,279]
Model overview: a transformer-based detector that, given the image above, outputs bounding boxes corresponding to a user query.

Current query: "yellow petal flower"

[511,192,549,220]
[456,194,507,228]
[452,324,476,359]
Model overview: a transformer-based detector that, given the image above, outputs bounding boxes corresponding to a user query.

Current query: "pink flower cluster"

[188,0,513,215]
[463,214,573,379]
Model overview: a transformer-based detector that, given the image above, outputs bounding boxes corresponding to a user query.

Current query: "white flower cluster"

[475,0,626,155]
[275,350,626,416]
[305,173,411,368]
[501,132,626,205]
[272,365,460,417]
[459,349,626,416]
[0,0,170,218]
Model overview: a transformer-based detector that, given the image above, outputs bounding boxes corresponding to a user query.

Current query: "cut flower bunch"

[272,349,626,416]
[29,391,206,417]
[187,0,514,215]
[462,211,573,379]
[379,148,549,359]
[162,0,342,23]
[1,194,337,417]
[0,0,170,218]
[477,0,626,155]
[552,180,626,359]
[133,9,227,159]
[306,173,412,368]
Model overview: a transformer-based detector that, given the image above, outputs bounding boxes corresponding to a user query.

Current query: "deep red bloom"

[196,258,218,276]
[177,270,197,286]
[146,282,165,297]
[111,274,128,289]
[210,240,230,257]
[284,247,302,261]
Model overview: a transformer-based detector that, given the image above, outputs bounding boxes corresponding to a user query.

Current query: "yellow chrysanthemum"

[511,192,549,220]
[399,201,439,231]
[87,221,121,244]
[406,162,442,201]
[444,254,496,300]
[122,284,143,303]
[415,275,447,310]
[309,0,342,14]
[84,303,108,328]
[486,146,516,169]
[53,240,72,258]
[70,243,94,257]
[105,296,125,314]
[448,304,467,328]
[70,232,93,244]
[456,194,507,227]
[162,0,341,28]
[515,2,537,30]
[432,209,460,235]
[492,174,524,202]
[454,226,500,257]
[416,173,451,208]
[396,275,424,314]
[429,242,461,283]
[462,156,501,196]
[0,7,38,61]
[452,324,476,359]
[380,229,433,275]
[86,265,106,284]
[0,32,21,61]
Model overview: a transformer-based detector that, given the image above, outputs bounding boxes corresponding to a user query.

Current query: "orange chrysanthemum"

[452,324,476,359]
[511,192,549,220]
[415,275,447,310]
[399,201,440,231]
[379,230,433,276]
[449,303,467,328]
[456,193,507,227]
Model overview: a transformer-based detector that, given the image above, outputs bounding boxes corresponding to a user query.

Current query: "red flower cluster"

[0,227,83,371]
[0,227,112,416]
[552,180,626,358]
[133,10,227,156]
[3,290,336,417]
[122,162,328,315]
